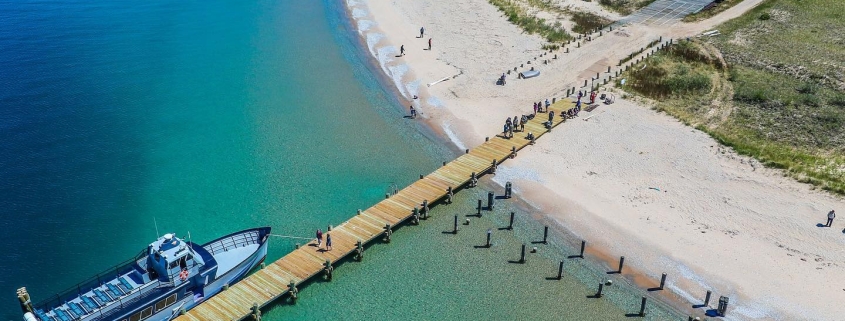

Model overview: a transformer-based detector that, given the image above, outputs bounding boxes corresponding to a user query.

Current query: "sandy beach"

[346,0,844,319]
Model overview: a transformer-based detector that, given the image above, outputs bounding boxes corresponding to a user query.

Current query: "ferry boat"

[16,227,271,321]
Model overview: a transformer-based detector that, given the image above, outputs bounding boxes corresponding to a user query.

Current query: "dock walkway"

[176,100,576,321]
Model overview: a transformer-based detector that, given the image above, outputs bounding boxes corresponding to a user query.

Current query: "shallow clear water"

[0,0,681,319]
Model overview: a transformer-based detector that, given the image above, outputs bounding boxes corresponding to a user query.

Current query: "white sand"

[346,0,844,319]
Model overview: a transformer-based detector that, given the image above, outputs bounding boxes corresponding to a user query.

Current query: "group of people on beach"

[400,27,432,57]
[315,228,333,251]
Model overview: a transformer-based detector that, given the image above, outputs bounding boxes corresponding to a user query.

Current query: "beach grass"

[570,11,613,34]
[598,0,658,15]
[488,0,572,43]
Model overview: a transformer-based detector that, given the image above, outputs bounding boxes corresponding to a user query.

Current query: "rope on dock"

[268,234,314,241]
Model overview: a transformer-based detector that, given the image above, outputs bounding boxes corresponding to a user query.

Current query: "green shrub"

[759,12,771,20]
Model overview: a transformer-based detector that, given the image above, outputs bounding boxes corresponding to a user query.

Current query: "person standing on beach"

[400,45,405,56]
[533,102,538,115]
[316,229,323,248]
[827,210,836,227]
[420,26,425,38]
[428,38,432,50]
[410,105,417,119]
[326,233,333,251]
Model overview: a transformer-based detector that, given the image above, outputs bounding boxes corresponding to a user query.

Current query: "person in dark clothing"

[400,45,405,56]
[420,26,425,38]
[827,210,836,227]
[428,38,432,50]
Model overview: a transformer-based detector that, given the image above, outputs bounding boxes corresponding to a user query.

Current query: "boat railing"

[33,250,147,312]
[86,280,162,321]
[204,230,261,256]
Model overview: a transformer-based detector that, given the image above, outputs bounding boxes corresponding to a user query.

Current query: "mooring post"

[422,200,429,219]
[717,296,729,317]
[420,174,424,180]
[252,303,261,321]
[354,240,364,261]
[639,296,647,316]
[607,66,611,73]
[659,273,667,290]
[508,212,515,230]
[447,186,454,203]
[595,283,604,298]
[465,148,469,154]
[412,207,420,225]
[579,240,586,258]
[487,192,494,211]
[557,261,564,280]
[453,215,458,234]
[704,290,712,306]
[542,226,549,244]
[323,259,334,281]
[384,224,392,243]
[504,182,512,198]
[584,79,588,87]
[510,146,516,158]
[477,199,482,216]
[519,244,526,263]
[491,159,497,174]
[618,256,625,273]
[288,281,298,303]
[486,228,492,247]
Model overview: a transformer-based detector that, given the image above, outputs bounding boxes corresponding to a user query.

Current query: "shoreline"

[337,0,695,317]
[339,0,844,320]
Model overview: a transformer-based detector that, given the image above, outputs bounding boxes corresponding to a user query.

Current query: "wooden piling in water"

[486,229,492,247]
[508,212,514,230]
[519,244,526,263]
[542,226,548,244]
[487,192,494,211]
[477,199,482,216]
[453,215,458,234]
[639,296,647,316]
[579,240,586,258]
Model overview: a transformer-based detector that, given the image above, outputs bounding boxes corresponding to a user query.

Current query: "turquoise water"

[0,0,681,319]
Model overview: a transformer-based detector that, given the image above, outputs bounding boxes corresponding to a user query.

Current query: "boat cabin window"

[127,305,154,321]
[154,293,178,312]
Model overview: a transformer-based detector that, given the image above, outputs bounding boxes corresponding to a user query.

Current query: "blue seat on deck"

[118,277,134,291]
[93,289,111,302]
[80,296,98,310]
[53,309,71,321]
[35,310,55,321]
[68,302,86,317]
[106,283,123,297]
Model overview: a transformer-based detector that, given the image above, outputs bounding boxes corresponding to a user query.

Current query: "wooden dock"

[175,100,576,321]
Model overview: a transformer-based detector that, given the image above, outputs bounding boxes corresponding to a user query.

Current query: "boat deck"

[175,99,577,321]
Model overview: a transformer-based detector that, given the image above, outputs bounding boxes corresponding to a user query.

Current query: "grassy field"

[621,0,845,194]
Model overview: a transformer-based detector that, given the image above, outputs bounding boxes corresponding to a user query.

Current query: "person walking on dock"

[316,229,323,248]
[326,233,333,251]
[420,26,425,38]
[545,98,550,110]
[827,210,836,227]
